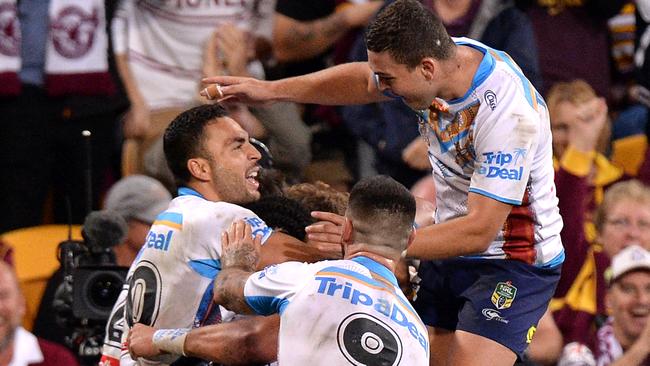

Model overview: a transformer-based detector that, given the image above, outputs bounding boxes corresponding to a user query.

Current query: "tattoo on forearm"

[321,12,347,38]
[221,241,259,272]
[290,13,347,45]
[214,268,252,314]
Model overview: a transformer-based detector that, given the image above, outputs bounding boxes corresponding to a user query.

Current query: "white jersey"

[417,38,563,267]
[100,187,272,366]
[244,256,429,366]
[111,0,275,110]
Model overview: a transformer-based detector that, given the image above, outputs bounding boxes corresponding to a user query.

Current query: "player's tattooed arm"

[213,220,261,314]
[213,267,255,314]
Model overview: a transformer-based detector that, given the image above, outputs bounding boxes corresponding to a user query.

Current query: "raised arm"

[202,62,388,106]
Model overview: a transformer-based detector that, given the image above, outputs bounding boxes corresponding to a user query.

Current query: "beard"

[210,162,259,205]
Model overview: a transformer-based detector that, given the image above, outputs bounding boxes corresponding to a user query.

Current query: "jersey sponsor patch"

[314,274,428,353]
[477,149,527,181]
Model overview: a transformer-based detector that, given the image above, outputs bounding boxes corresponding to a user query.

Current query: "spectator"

[548,79,622,243]
[113,0,275,176]
[552,180,650,346]
[102,175,172,267]
[271,0,382,76]
[516,0,625,98]
[0,261,79,366]
[430,0,541,87]
[0,0,126,232]
[556,245,650,365]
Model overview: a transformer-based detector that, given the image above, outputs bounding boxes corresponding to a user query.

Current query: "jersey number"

[125,260,162,327]
[337,313,403,366]
[106,302,126,345]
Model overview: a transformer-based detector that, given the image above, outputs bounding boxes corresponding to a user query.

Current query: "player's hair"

[594,180,650,233]
[366,0,455,69]
[164,104,229,187]
[347,175,416,252]
[285,181,349,215]
[546,79,611,156]
[245,196,314,241]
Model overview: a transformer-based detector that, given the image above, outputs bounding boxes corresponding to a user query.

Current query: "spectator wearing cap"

[30,175,171,350]
[557,245,650,366]
[103,175,172,267]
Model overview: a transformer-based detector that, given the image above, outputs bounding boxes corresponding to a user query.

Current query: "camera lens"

[88,272,123,308]
[72,266,128,320]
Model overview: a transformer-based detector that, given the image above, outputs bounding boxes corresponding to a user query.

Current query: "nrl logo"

[491,281,517,309]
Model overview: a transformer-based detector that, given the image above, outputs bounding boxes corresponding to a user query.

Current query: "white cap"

[609,245,650,284]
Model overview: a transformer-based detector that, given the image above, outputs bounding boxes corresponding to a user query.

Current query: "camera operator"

[31,176,171,365]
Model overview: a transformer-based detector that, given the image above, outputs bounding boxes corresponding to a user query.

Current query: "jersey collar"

[351,256,398,287]
[178,187,204,199]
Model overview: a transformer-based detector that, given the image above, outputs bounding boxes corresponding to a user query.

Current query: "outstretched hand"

[201,76,276,106]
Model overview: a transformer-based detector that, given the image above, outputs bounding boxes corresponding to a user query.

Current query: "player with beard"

[100,104,339,366]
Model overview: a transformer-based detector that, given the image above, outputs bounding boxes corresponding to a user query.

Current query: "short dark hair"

[347,175,416,250]
[163,104,229,187]
[366,0,455,68]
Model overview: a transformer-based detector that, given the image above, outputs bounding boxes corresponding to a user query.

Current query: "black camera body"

[55,211,129,365]
[71,264,128,321]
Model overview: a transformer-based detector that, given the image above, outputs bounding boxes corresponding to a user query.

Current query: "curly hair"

[285,181,349,215]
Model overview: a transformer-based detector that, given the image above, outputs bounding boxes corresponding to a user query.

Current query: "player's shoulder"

[264,259,366,278]
[310,259,372,278]
[174,195,256,224]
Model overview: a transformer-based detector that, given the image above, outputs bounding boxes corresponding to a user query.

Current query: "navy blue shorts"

[413,258,561,358]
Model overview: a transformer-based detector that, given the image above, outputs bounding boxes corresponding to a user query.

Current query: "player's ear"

[421,58,435,81]
[341,217,353,244]
[187,157,211,182]
[406,227,416,249]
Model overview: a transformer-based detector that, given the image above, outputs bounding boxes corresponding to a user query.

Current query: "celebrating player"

[129,175,429,365]
[201,1,563,365]
[100,104,339,365]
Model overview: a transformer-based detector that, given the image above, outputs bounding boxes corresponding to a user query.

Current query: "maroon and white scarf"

[0,0,115,96]
[595,317,624,366]
[595,317,650,366]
